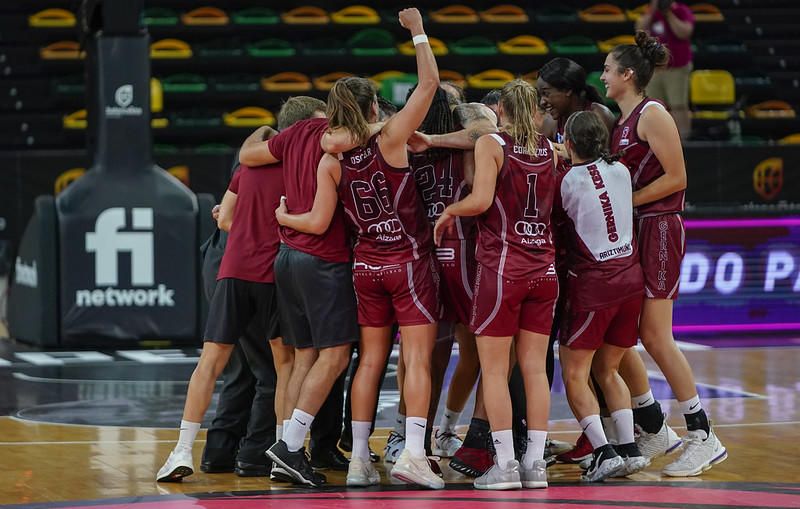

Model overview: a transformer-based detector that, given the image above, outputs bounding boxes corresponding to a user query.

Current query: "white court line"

[0,439,207,446]
[12,372,220,385]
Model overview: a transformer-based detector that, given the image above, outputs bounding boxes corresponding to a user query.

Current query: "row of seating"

[24,4,725,29]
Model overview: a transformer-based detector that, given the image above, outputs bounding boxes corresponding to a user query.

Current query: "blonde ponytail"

[500,79,540,156]
[327,77,375,147]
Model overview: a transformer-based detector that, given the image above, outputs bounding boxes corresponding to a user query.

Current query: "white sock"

[521,430,547,469]
[491,429,516,469]
[177,420,201,451]
[631,390,655,409]
[405,417,427,457]
[284,409,314,452]
[394,413,406,435]
[283,419,291,433]
[579,415,608,450]
[611,409,635,445]
[275,424,284,442]
[678,395,702,415]
[438,407,461,434]
[351,421,372,461]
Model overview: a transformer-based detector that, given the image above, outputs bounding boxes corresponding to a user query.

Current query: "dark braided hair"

[610,31,670,93]
[538,57,604,106]
[564,110,620,164]
[407,85,455,161]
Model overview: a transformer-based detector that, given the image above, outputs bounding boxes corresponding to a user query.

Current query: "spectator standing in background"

[636,0,695,139]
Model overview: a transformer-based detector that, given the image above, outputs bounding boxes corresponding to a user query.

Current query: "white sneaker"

[156,448,194,482]
[391,449,445,489]
[433,429,463,457]
[383,431,405,464]
[663,428,727,477]
[544,438,572,457]
[347,456,380,486]
[474,458,522,490]
[635,421,682,459]
[520,459,548,489]
[582,445,624,482]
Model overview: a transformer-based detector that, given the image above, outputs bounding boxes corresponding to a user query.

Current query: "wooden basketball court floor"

[0,339,799,508]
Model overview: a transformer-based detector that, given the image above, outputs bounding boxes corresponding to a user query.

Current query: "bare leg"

[183,341,235,422]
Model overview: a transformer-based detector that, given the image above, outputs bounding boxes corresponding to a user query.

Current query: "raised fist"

[398,8,423,31]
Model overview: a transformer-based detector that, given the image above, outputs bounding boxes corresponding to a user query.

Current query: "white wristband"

[412,34,429,46]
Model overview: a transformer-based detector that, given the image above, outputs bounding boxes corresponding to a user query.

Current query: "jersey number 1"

[523,173,539,218]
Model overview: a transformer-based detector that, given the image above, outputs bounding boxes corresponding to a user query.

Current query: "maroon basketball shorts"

[637,213,685,300]
[560,295,642,350]
[352,254,440,328]
[436,238,476,325]
[469,263,559,337]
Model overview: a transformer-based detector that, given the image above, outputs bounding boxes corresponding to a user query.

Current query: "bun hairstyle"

[564,110,620,164]
[327,77,377,147]
[538,57,604,106]
[610,30,670,92]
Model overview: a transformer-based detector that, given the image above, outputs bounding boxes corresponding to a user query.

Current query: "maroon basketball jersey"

[475,132,556,280]
[339,135,433,265]
[610,99,685,218]
[410,150,473,240]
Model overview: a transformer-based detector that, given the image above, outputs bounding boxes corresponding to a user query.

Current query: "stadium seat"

[231,8,279,25]
[690,70,735,106]
[223,107,276,128]
[522,70,539,84]
[63,109,86,129]
[535,6,578,23]
[439,70,467,88]
[598,35,635,53]
[211,75,260,93]
[578,4,626,23]
[626,4,648,21]
[467,69,515,89]
[480,5,529,23]
[779,133,800,144]
[246,39,295,58]
[450,36,497,56]
[151,78,163,113]
[261,72,313,92]
[331,6,381,24]
[430,5,479,24]
[550,36,599,54]
[281,6,329,24]
[29,8,76,28]
[745,100,796,118]
[301,38,347,57]
[40,41,84,60]
[150,39,192,59]
[54,168,85,195]
[699,37,746,54]
[314,72,355,91]
[691,3,724,22]
[52,75,85,96]
[398,37,449,56]
[348,29,397,56]
[170,110,222,127]
[180,7,229,26]
[142,8,179,26]
[196,40,244,58]
[370,70,406,87]
[498,36,548,55]
[161,74,207,94]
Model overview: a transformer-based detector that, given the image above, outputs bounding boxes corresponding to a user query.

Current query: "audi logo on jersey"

[367,219,402,234]
[514,221,547,237]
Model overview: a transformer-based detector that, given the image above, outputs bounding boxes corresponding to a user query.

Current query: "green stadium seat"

[161,74,208,94]
[232,8,279,25]
[246,39,295,58]
[301,38,348,57]
[210,75,260,93]
[380,74,419,106]
[450,36,497,56]
[348,29,397,56]
[535,6,578,23]
[196,40,244,58]
[550,36,599,54]
[587,71,614,107]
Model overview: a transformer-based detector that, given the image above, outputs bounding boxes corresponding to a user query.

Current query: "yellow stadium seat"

[746,100,796,119]
[691,3,724,22]
[331,5,380,24]
[522,70,539,84]
[579,4,626,22]
[439,70,467,88]
[779,133,800,145]
[150,39,192,59]
[151,78,163,113]
[261,72,313,92]
[370,70,406,86]
[63,109,87,129]
[40,41,84,60]
[598,35,636,53]
[223,107,276,127]
[467,69,515,89]
[690,70,735,106]
[430,5,479,23]
[29,8,76,27]
[498,35,548,55]
[181,6,229,26]
[480,5,529,23]
[54,168,86,195]
[626,4,648,21]
[398,37,448,56]
[313,72,355,91]
[282,6,329,24]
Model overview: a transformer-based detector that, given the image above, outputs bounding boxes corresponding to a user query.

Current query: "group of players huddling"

[156,7,728,491]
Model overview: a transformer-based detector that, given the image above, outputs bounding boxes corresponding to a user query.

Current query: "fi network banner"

[675,217,800,333]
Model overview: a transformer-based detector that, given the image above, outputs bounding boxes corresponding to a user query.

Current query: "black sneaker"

[582,444,624,482]
[266,440,327,487]
[311,447,349,471]
[234,460,270,477]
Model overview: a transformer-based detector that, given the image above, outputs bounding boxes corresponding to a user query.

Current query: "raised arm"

[634,104,687,207]
[433,134,501,244]
[238,125,280,166]
[378,8,439,167]
[275,154,341,235]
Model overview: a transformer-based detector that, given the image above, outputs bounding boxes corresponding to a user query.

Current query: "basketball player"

[155,97,327,483]
[553,111,649,482]
[275,8,444,489]
[603,31,727,476]
[434,80,557,490]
